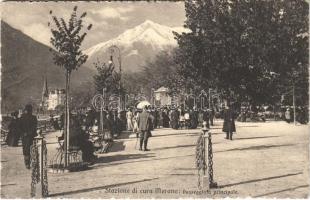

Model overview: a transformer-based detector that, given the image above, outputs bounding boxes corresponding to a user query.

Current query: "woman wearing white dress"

[126,109,134,131]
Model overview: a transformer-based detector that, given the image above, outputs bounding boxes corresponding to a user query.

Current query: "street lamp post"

[293,84,296,125]
[151,88,155,106]
[109,45,122,110]
[209,88,211,108]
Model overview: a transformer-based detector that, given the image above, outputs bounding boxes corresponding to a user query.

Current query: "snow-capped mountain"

[84,20,189,72]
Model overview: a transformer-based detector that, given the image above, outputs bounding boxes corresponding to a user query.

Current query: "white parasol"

[136,101,151,109]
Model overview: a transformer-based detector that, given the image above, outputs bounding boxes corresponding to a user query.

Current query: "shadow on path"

[96,153,156,164]
[253,184,309,197]
[151,132,200,138]
[235,136,280,140]
[48,177,159,197]
[173,167,196,170]
[0,183,16,187]
[108,141,126,153]
[219,172,303,188]
[152,144,195,151]
[236,125,260,128]
[215,144,295,153]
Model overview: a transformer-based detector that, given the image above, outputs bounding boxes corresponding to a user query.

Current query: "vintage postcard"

[1,0,309,199]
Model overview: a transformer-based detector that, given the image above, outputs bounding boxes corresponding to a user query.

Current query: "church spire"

[42,76,49,101]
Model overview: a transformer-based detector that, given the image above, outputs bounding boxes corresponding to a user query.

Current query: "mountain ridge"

[1,20,95,113]
[84,20,188,72]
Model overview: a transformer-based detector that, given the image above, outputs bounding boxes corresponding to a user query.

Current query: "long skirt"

[133,120,139,133]
[127,118,133,131]
[6,130,20,146]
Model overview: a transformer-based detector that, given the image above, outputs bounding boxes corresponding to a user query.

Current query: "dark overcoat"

[6,118,21,146]
[170,110,179,129]
[20,113,37,156]
[222,108,236,132]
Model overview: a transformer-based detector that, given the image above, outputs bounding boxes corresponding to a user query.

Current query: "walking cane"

[135,133,139,150]
[135,129,139,150]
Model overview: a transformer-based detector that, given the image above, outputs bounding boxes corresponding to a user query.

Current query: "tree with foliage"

[175,0,308,107]
[70,81,95,109]
[93,61,121,97]
[141,51,184,94]
[48,6,92,167]
[122,50,184,101]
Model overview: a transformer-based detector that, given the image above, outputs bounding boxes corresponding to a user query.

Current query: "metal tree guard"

[92,88,107,132]
[30,130,48,197]
[196,122,217,189]
[186,94,196,109]
[199,90,208,109]
[109,94,121,110]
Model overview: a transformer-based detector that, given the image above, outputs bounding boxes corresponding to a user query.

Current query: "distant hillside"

[1,21,95,113]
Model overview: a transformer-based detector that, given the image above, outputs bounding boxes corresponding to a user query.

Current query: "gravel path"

[1,120,309,198]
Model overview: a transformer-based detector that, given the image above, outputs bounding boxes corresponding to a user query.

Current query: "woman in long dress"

[126,109,133,131]
[133,111,140,138]
[6,111,21,147]
[162,109,170,128]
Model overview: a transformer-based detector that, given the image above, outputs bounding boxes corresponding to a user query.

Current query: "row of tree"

[172,0,308,107]
[50,1,308,112]
[107,0,309,108]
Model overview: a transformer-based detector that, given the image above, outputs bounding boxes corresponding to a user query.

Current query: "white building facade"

[48,89,65,110]
[154,87,172,106]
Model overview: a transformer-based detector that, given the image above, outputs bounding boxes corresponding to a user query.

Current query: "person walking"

[285,108,291,123]
[162,108,170,128]
[198,109,204,128]
[126,109,133,131]
[202,108,210,128]
[137,106,152,151]
[6,111,21,147]
[210,107,215,126]
[222,104,236,140]
[184,110,190,129]
[179,109,185,129]
[147,106,154,136]
[170,108,179,129]
[190,108,199,129]
[20,104,37,169]
[153,107,158,129]
[133,111,140,138]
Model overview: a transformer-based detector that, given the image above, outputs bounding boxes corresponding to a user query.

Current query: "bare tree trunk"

[64,70,70,168]
[64,71,68,168]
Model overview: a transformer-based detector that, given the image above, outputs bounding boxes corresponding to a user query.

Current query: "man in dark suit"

[209,108,215,126]
[222,104,236,140]
[137,106,152,151]
[20,104,37,169]
[203,108,210,128]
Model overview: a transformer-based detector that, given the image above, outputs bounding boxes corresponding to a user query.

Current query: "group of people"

[124,104,238,150]
[5,104,37,169]
[56,109,129,163]
[4,102,238,168]
[125,106,217,132]
[284,107,308,124]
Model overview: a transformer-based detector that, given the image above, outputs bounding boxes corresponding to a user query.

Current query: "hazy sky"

[2,1,186,49]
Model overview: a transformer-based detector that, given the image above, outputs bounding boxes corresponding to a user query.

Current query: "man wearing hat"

[137,105,152,151]
[285,107,291,123]
[20,104,38,169]
[222,104,236,140]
